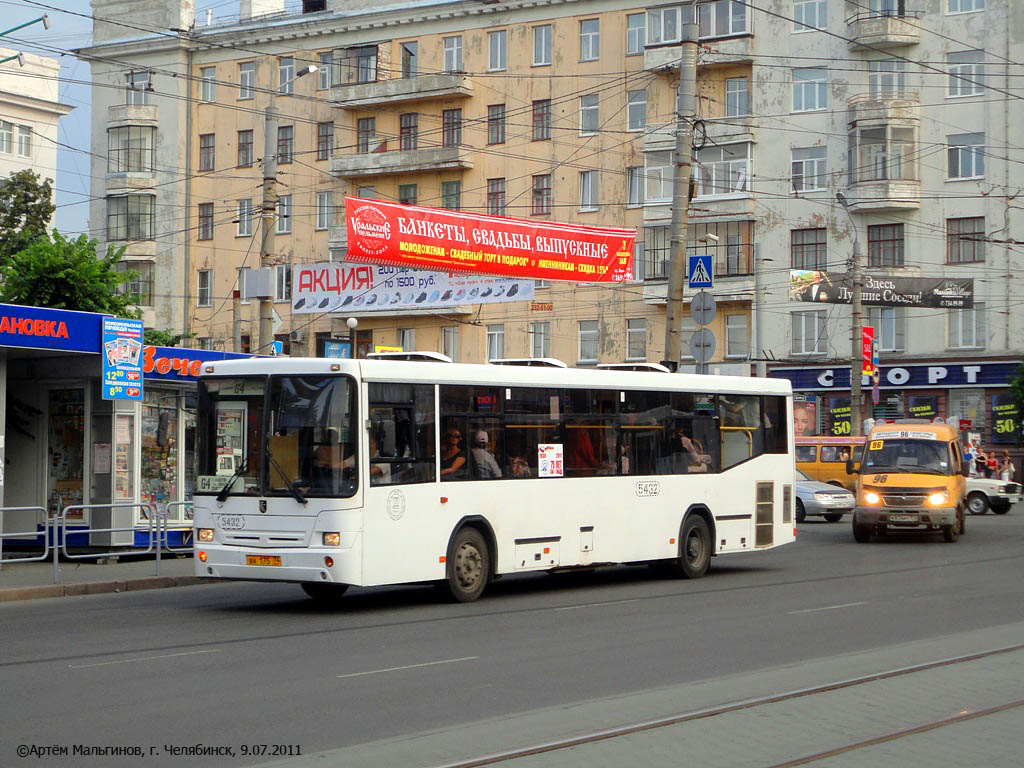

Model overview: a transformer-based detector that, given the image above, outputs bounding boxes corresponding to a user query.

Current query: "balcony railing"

[329,144,473,179]
[331,73,473,109]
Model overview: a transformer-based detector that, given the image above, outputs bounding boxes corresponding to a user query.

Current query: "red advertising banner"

[345,196,635,283]
[861,327,874,377]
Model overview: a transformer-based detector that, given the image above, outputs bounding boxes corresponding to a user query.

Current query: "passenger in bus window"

[440,425,467,478]
[470,430,502,479]
[670,422,710,473]
[368,432,391,485]
[508,455,532,478]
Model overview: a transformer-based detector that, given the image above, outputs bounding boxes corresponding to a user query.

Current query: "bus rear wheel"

[300,582,349,602]
[679,516,711,579]
[442,527,490,603]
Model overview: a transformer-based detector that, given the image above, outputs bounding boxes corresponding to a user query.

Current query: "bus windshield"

[197,377,266,496]
[861,438,952,476]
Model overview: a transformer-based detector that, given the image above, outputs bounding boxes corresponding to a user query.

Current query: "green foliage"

[144,328,193,347]
[0,169,55,262]
[1009,361,1024,446]
[0,232,140,318]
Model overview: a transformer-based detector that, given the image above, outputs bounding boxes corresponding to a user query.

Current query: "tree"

[0,232,140,317]
[0,169,55,263]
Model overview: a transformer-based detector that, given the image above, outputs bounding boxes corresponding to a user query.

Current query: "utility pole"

[837,193,863,436]
[663,22,699,371]
[232,290,242,353]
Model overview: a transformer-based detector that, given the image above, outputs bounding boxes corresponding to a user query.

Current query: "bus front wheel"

[679,516,711,579]
[442,527,490,603]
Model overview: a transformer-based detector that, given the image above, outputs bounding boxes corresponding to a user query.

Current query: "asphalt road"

[3,507,1024,767]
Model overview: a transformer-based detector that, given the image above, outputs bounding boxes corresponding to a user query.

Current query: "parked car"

[795,468,855,523]
[965,477,1022,515]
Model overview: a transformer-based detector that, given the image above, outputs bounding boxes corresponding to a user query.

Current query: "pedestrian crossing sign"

[688,254,713,289]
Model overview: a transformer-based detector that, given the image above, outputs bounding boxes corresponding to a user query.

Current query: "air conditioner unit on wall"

[289,330,304,343]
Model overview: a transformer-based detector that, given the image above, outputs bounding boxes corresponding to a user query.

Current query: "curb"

[0,575,209,603]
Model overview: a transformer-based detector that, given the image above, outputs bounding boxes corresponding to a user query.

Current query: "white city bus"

[193,355,795,602]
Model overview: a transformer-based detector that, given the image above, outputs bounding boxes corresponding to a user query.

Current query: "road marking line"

[555,598,642,612]
[69,650,219,669]
[788,602,867,615]
[337,656,478,679]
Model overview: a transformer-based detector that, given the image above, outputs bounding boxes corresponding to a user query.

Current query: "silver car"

[796,468,855,523]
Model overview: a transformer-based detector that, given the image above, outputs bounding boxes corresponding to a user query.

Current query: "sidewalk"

[0,554,203,602]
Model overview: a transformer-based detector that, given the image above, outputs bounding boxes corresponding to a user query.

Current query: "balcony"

[330,145,473,179]
[842,180,921,213]
[846,92,920,212]
[107,104,158,127]
[848,91,920,125]
[331,73,473,109]
[847,11,922,50]
[644,35,752,73]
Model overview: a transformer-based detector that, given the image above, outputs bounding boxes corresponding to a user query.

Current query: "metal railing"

[0,506,50,569]
[161,502,194,554]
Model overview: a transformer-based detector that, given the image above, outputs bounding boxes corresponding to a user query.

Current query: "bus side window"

[367,383,435,485]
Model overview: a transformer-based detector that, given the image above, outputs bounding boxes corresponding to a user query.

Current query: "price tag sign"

[101,317,144,401]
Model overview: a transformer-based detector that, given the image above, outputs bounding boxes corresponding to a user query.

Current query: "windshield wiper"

[264,448,308,505]
[215,461,249,503]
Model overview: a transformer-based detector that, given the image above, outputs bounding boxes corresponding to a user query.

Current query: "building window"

[343,46,377,84]
[317,122,334,160]
[580,94,599,134]
[357,117,375,154]
[645,151,674,203]
[238,62,254,99]
[238,267,251,304]
[118,260,154,306]
[793,0,827,31]
[697,0,748,38]
[948,50,984,96]
[401,41,418,78]
[399,184,417,206]
[488,30,507,71]
[488,104,506,145]
[443,36,463,72]
[578,320,598,364]
[107,195,155,241]
[580,19,600,61]
[107,125,155,173]
[533,99,552,140]
[277,125,294,164]
[197,202,214,241]
[947,132,985,179]
[316,191,333,230]
[487,178,506,216]
[442,326,458,361]
[278,57,295,94]
[648,7,681,45]
[356,185,376,200]
[441,181,461,211]
[868,223,904,267]
[643,226,670,279]
[627,13,645,55]
[125,71,149,105]
[534,25,552,65]
[694,143,750,197]
[626,318,646,361]
[397,328,416,352]
[530,321,550,358]
[276,194,292,234]
[947,217,985,263]
[632,240,645,281]
[442,109,462,147]
[318,52,333,89]
[849,126,916,184]
[196,337,213,351]
[869,59,907,98]
[275,264,292,302]
[867,307,905,353]
[725,77,749,116]
[627,167,644,207]
[579,171,598,211]
[14,125,28,157]
[627,90,647,131]
[792,310,827,355]
[237,199,254,237]
[237,129,253,167]
[948,0,984,13]
[791,146,826,192]
[948,303,985,349]
[197,269,212,307]
[200,66,216,102]
[198,133,215,171]
[486,324,504,360]
[532,175,552,215]
[725,315,748,358]
[793,67,827,112]
[399,113,418,150]
[0,121,10,153]
[791,228,826,269]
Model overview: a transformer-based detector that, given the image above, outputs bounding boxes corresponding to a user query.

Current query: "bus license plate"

[889,514,917,523]
[246,555,282,566]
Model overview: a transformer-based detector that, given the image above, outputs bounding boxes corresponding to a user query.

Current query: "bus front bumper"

[194,544,360,585]
[853,506,958,527]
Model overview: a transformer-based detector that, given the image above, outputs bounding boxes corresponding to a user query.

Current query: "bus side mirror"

[846,458,858,475]
[961,461,971,477]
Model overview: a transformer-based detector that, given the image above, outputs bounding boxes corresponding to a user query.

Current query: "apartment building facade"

[80,1,1022,440]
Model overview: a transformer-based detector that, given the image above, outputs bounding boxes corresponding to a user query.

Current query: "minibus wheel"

[443,527,490,602]
[795,500,806,523]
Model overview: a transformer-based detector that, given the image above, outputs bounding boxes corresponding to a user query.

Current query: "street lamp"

[836,192,864,436]
[345,317,358,359]
[0,15,50,66]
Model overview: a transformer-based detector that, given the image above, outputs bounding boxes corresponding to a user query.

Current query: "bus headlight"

[197,528,214,542]
[863,491,881,505]
[322,532,341,547]
[927,491,950,506]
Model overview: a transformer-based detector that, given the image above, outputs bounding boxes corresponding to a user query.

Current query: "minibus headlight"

[863,491,881,505]
[927,491,949,506]
[322,532,341,547]
[197,528,214,542]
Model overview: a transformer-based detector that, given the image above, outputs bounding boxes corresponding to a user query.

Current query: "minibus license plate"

[889,514,917,523]
[246,555,281,566]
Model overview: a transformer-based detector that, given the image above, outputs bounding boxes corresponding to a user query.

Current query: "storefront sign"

[142,346,254,383]
[770,362,1018,391]
[291,261,534,313]
[0,303,102,354]
[991,393,1020,444]
[102,317,144,401]
[789,271,974,308]
[345,196,635,283]
[323,340,350,359]
[907,395,939,420]
[862,327,874,376]
[531,302,554,312]
[828,397,852,437]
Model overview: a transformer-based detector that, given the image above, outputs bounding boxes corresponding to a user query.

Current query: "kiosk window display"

[141,389,179,508]
[48,388,86,519]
